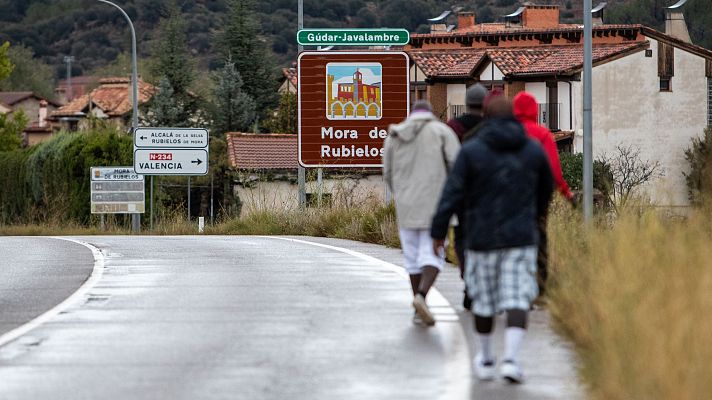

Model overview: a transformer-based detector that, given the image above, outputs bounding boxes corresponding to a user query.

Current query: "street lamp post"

[97,0,141,233]
[583,0,593,222]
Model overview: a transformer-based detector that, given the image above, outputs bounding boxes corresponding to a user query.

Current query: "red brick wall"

[522,6,560,29]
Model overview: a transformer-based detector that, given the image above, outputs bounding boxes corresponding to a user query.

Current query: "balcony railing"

[448,104,467,120]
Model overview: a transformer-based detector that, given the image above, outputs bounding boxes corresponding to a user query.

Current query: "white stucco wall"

[447,84,466,106]
[573,40,707,206]
[410,64,427,82]
[236,175,386,214]
[479,62,504,81]
[524,82,547,104]
[558,81,574,131]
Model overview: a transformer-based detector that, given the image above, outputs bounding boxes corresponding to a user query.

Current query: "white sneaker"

[412,294,435,326]
[412,312,424,326]
[473,353,496,381]
[500,359,524,384]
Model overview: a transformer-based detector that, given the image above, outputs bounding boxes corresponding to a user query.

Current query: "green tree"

[143,77,185,127]
[0,110,28,152]
[216,0,277,120]
[211,60,256,134]
[0,42,14,81]
[148,2,198,125]
[264,91,297,134]
[684,126,712,206]
[0,44,55,100]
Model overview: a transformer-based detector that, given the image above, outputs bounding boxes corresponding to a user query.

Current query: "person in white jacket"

[383,100,460,326]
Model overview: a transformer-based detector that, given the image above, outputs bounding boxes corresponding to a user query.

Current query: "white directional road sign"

[134,149,208,175]
[134,127,209,149]
[91,167,145,214]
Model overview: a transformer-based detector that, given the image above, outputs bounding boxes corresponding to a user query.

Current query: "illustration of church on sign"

[326,63,382,120]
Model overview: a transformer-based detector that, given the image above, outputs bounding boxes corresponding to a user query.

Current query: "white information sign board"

[91,167,145,214]
[134,127,209,149]
[134,149,209,175]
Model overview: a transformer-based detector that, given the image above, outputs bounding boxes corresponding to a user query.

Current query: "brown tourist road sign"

[298,51,410,168]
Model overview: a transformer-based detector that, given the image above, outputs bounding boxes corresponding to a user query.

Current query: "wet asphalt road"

[0,236,582,399]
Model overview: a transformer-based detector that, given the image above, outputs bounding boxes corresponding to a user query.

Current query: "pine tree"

[144,77,185,127]
[264,91,297,134]
[211,61,256,134]
[216,0,277,119]
[148,2,198,125]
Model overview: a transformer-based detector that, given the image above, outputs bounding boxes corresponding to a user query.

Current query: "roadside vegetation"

[547,202,712,400]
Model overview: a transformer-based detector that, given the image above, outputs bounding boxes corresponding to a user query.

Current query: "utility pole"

[583,0,594,222]
[63,56,75,101]
[97,0,141,233]
[297,0,307,209]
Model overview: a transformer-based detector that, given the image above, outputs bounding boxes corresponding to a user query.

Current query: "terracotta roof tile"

[409,49,487,78]
[50,78,156,118]
[226,133,298,170]
[0,92,60,107]
[488,42,648,76]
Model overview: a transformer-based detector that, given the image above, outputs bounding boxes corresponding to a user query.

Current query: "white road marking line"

[0,237,105,348]
[259,236,454,315]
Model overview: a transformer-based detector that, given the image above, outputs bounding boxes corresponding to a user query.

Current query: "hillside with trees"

[0,0,711,87]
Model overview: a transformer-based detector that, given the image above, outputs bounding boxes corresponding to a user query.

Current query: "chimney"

[427,10,451,33]
[522,5,560,29]
[592,2,607,26]
[665,0,691,43]
[457,11,475,30]
[430,23,448,33]
[39,100,48,128]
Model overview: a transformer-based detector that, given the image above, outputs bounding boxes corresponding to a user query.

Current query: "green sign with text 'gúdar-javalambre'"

[297,29,410,46]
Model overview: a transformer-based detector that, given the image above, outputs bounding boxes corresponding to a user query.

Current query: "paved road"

[0,237,95,335]
[0,236,582,399]
[0,236,469,399]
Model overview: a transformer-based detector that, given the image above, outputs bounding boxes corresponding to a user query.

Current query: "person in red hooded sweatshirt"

[512,91,574,297]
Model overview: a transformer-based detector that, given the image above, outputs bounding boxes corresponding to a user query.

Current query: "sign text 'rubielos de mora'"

[298,51,410,168]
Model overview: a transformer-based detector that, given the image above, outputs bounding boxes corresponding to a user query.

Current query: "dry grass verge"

[548,204,712,400]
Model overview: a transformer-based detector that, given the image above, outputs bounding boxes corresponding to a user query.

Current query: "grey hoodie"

[383,111,461,229]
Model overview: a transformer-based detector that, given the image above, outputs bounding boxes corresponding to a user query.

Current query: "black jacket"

[431,116,554,251]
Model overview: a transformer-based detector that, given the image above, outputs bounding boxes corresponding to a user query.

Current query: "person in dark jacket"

[431,96,554,384]
[446,83,488,310]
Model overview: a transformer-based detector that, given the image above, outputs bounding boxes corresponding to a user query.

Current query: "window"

[660,78,672,92]
[658,42,674,92]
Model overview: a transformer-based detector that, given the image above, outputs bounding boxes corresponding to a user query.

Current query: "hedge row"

[0,130,133,224]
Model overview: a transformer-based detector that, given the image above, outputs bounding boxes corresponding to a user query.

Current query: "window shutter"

[658,42,674,78]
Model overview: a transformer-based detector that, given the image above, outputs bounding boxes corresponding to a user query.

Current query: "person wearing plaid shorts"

[431,95,553,384]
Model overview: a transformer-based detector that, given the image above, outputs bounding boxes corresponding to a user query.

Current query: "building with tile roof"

[49,77,156,131]
[0,92,61,146]
[226,132,384,212]
[279,66,298,94]
[405,4,712,206]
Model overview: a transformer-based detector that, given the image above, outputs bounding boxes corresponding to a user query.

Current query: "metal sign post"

[298,0,306,209]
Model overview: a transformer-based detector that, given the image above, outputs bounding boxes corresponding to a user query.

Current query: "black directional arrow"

[140,136,147,140]
[191,159,203,165]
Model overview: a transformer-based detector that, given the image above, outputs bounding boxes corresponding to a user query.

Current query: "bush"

[559,151,613,206]
[0,129,133,224]
[684,126,712,206]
